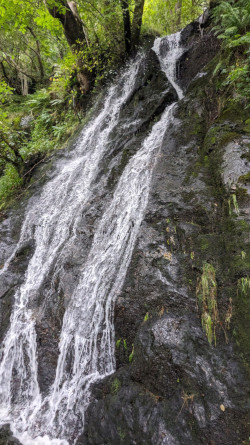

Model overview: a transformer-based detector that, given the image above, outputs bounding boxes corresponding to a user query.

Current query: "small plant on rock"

[196,262,219,345]
[238,277,250,297]
[111,378,121,395]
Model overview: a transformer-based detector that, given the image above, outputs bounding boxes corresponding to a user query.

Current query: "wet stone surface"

[83,22,250,445]
[0,425,22,445]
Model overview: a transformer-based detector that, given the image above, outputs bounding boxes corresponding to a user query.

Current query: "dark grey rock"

[20,115,33,129]
[83,27,250,445]
[0,425,22,445]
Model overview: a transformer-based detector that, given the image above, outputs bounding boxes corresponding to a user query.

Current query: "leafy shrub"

[212,0,250,105]
[0,164,23,209]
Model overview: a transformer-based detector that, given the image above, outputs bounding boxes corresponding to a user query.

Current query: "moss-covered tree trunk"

[45,0,92,94]
[131,0,145,51]
[175,0,182,28]
[120,0,132,55]
[120,0,145,55]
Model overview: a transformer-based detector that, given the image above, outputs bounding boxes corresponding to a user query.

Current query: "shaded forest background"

[0,0,249,209]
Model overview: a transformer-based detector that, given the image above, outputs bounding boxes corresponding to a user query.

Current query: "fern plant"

[213,0,250,40]
[212,0,250,104]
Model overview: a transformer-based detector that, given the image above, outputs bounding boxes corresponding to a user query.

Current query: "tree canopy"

[0,0,208,96]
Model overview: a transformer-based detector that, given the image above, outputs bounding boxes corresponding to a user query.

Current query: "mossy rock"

[218,102,249,124]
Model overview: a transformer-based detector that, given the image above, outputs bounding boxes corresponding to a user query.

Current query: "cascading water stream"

[0,32,184,444]
[153,31,184,100]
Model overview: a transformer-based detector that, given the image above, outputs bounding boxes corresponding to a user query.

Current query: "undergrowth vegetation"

[238,277,250,298]
[212,0,250,106]
[0,84,80,209]
[196,262,219,345]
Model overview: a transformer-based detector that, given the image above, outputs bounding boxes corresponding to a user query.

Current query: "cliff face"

[83,22,250,445]
[0,15,249,445]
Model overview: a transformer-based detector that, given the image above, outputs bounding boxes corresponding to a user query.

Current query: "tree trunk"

[120,0,132,55]
[45,0,86,50]
[45,0,91,93]
[2,53,37,83]
[175,0,182,29]
[19,73,29,96]
[131,0,145,51]
[0,61,11,86]
[27,27,45,81]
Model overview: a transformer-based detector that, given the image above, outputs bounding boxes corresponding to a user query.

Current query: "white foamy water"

[153,31,184,100]
[0,32,184,444]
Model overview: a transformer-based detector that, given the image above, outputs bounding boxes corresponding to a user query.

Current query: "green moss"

[182,61,250,369]
[118,427,126,441]
[234,287,250,372]
[232,250,250,276]
[188,113,205,137]
[195,233,221,256]
[238,172,250,184]
[238,277,250,298]
[204,155,210,167]
[241,150,250,162]
[238,219,250,231]
[199,236,210,251]
[203,126,239,155]
[0,89,82,211]
[111,378,121,395]
[196,263,219,345]
[243,119,250,133]
[0,165,23,210]
[218,102,249,123]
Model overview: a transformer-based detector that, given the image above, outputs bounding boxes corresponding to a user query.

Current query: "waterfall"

[153,31,184,100]
[0,32,184,444]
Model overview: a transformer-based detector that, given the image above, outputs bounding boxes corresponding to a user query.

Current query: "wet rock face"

[179,19,220,91]
[84,26,250,445]
[0,425,22,445]
[0,50,176,397]
[0,211,30,344]
[84,319,248,445]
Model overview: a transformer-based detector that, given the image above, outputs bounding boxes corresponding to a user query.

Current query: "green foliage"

[116,338,121,348]
[232,193,240,216]
[142,0,208,35]
[202,312,213,344]
[49,52,78,97]
[228,193,240,216]
[196,263,219,344]
[144,312,149,322]
[0,0,209,100]
[0,164,22,209]
[0,84,80,208]
[111,377,121,395]
[213,0,250,40]
[129,344,134,362]
[24,91,79,156]
[225,298,233,330]
[212,0,250,104]
[0,81,13,103]
[0,0,66,95]
[238,277,250,297]
[0,89,26,185]
[241,251,246,260]
[0,0,235,211]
